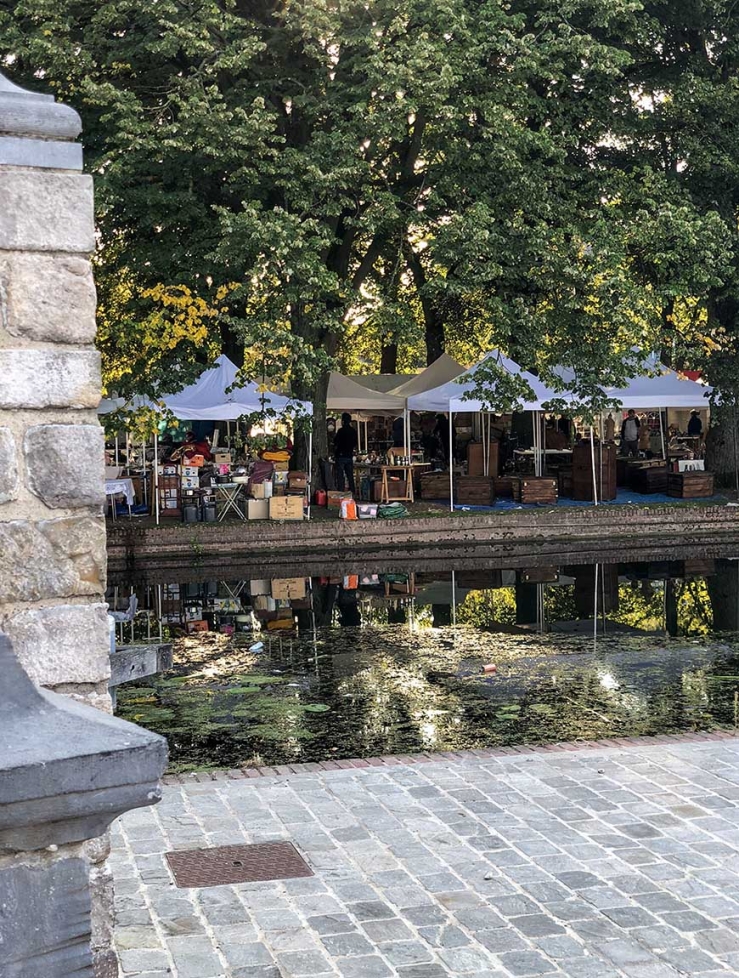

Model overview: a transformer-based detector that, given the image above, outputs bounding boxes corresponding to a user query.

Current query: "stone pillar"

[0,73,167,977]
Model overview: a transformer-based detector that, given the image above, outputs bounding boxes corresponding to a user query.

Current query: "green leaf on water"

[304,703,331,713]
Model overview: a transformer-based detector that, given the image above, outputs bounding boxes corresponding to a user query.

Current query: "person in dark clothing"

[620,409,640,457]
[687,411,703,438]
[435,414,451,463]
[333,412,358,493]
[392,415,406,448]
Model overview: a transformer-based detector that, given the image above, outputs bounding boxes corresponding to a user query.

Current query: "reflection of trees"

[458,588,516,627]
[708,562,739,634]
[608,581,664,632]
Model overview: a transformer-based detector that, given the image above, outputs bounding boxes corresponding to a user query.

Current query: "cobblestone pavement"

[113,738,739,977]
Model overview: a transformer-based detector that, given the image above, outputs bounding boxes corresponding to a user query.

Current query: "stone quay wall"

[0,79,115,976]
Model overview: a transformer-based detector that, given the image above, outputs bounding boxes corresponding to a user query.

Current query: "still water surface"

[113,557,739,771]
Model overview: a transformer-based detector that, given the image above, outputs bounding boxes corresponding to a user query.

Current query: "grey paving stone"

[660,910,718,932]
[167,936,223,977]
[497,950,557,975]
[601,906,659,929]
[437,946,496,973]
[418,924,470,948]
[510,914,565,938]
[277,950,334,975]
[382,941,436,966]
[309,914,358,936]
[349,900,398,921]
[335,954,394,977]
[322,933,375,957]
[232,967,281,978]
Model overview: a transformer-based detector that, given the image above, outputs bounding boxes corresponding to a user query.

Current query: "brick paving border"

[162,729,739,785]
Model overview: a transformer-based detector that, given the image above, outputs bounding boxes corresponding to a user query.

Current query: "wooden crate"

[493,476,515,498]
[572,442,617,501]
[630,465,669,494]
[374,478,407,501]
[557,468,573,498]
[512,477,557,504]
[668,472,715,499]
[420,471,451,500]
[456,476,495,506]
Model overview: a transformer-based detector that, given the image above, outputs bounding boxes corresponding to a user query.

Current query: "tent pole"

[590,426,598,506]
[307,426,313,520]
[658,409,666,461]
[154,433,160,526]
[115,431,119,468]
[449,412,454,512]
[404,407,409,455]
[451,569,457,627]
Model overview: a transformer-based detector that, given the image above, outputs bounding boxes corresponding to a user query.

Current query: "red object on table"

[315,489,327,506]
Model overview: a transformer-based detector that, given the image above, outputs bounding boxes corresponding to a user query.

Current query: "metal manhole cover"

[165,842,313,888]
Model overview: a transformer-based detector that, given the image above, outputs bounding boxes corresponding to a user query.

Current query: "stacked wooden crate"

[667,471,715,499]
[630,463,668,494]
[511,476,558,504]
[572,442,617,501]
[456,476,495,505]
[493,476,515,498]
[420,471,452,499]
[467,441,499,477]
[557,468,573,498]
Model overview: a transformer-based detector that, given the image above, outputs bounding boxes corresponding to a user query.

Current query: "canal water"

[111,556,739,772]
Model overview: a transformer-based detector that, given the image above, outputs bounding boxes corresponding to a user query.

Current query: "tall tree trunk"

[380,341,398,374]
[404,243,445,365]
[705,404,739,491]
[708,560,739,632]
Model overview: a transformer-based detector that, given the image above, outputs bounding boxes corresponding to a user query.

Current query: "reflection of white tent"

[327,373,404,413]
[390,354,466,398]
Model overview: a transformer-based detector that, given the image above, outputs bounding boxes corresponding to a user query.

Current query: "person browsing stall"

[688,410,703,438]
[620,409,640,457]
[334,413,358,494]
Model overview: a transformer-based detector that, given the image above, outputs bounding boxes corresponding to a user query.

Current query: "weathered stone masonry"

[0,73,165,978]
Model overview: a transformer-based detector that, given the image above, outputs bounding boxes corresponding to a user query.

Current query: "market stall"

[99,356,313,524]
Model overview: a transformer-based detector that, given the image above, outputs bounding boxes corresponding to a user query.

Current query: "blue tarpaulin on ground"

[450,489,725,512]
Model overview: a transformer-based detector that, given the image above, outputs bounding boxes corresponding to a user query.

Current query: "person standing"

[620,409,640,457]
[334,412,358,494]
[687,410,703,438]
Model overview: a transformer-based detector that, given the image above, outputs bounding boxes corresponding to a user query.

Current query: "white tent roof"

[98,356,312,421]
[327,372,404,412]
[555,355,712,410]
[407,351,556,413]
[390,354,466,398]
[165,356,312,419]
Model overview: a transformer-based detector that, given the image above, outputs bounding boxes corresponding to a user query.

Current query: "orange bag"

[340,499,358,520]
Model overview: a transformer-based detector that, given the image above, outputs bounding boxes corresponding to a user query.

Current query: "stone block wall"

[0,74,115,977]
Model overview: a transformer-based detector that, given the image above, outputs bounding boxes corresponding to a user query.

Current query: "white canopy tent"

[327,372,405,413]
[99,355,313,524]
[391,355,467,452]
[407,351,559,510]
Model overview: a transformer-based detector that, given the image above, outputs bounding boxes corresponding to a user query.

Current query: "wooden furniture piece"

[157,470,181,518]
[467,441,499,477]
[420,471,452,500]
[668,472,715,499]
[572,442,617,501]
[630,463,669,494]
[456,476,495,506]
[380,464,415,504]
[511,477,558,504]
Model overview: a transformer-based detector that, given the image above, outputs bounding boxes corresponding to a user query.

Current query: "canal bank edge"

[107,502,739,572]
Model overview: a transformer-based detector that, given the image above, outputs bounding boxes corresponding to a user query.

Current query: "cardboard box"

[269,496,304,520]
[327,490,353,510]
[247,498,269,520]
[251,481,273,499]
[182,465,199,478]
[249,580,270,596]
[252,594,276,612]
[271,577,307,600]
[273,460,289,472]
[186,619,208,633]
[267,618,295,631]
[214,452,231,465]
[181,476,200,489]
[159,464,179,476]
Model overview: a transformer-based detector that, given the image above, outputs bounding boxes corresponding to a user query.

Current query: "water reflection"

[112,558,739,771]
